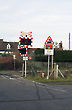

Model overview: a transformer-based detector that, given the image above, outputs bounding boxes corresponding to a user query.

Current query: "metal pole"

[47,55,50,79]
[69,32,70,50]
[52,55,53,73]
[54,63,56,79]
[13,55,16,70]
[22,59,24,77]
[25,60,26,77]
[14,59,15,70]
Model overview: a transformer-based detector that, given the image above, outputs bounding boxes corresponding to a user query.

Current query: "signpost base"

[47,76,49,79]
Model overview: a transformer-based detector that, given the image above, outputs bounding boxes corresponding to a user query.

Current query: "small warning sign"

[44,36,54,55]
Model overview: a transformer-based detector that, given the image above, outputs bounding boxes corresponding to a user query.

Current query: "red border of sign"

[18,32,33,56]
[19,47,28,57]
[44,36,54,45]
[19,32,33,48]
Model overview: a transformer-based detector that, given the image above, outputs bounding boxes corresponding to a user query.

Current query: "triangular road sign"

[44,36,54,45]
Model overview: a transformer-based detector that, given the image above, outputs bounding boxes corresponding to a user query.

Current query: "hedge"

[34,49,72,62]
[54,50,72,62]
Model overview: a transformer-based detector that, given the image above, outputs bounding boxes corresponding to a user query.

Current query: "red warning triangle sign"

[44,36,54,45]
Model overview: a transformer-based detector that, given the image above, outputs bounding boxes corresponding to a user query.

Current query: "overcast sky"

[0,0,72,49]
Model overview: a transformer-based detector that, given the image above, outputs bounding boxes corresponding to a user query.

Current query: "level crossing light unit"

[18,31,33,77]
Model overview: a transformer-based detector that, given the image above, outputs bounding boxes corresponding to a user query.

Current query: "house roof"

[0,39,18,52]
[0,39,38,55]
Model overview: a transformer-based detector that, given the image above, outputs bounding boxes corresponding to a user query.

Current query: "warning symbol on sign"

[44,36,54,45]
[44,36,54,55]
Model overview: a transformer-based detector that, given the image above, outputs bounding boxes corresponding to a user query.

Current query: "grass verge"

[25,74,72,85]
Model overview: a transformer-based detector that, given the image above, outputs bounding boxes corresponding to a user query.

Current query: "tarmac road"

[0,73,72,110]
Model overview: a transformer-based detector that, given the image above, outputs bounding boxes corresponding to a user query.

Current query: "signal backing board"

[18,31,33,56]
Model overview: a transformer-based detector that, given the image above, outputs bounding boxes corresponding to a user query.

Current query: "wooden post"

[54,63,58,79]
[56,65,58,78]
[22,61,24,77]
[54,63,56,79]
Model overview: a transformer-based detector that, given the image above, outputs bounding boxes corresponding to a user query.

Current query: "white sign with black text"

[23,57,28,61]
[45,49,54,55]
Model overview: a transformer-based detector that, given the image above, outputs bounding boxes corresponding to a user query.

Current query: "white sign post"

[23,56,28,77]
[51,55,53,73]
[44,36,54,79]
[25,60,26,77]
[47,55,50,79]
[22,61,24,77]
[13,55,16,70]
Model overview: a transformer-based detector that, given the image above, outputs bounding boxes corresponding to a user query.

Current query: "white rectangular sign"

[45,49,54,55]
[23,57,28,61]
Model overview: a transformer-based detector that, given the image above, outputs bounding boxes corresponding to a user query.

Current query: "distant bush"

[34,48,44,55]
[54,50,72,62]
[34,49,72,62]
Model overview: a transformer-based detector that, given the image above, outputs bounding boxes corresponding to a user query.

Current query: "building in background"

[54,41,63,50]
[59,41,63,50]
[0,39,18,54]
[0,39,63,58]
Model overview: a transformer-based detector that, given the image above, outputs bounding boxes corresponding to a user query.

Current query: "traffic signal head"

[18,48,26,54]
[18,48,27,56]
[20,38,31,45]
[19,32,33,48]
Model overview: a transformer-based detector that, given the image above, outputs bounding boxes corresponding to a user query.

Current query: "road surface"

[0,73,72,110]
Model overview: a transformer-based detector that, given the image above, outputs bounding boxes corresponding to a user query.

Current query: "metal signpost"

[18,31,33,77]
[22,60,24,77]
[23,56,28,77]
[44,36,54,79]
[51,55,53,73]
[47,55,50,79]
[13,55,16,70]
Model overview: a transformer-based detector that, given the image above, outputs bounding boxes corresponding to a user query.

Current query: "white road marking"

[32,81,66,93]
[0,75,7,79]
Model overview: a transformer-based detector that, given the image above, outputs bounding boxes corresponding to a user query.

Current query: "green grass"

[1,70,72,85]
[24,74,72,85]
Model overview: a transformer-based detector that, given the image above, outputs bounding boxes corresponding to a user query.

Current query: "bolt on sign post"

[18,31,33,77]
[44,36,54,79]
